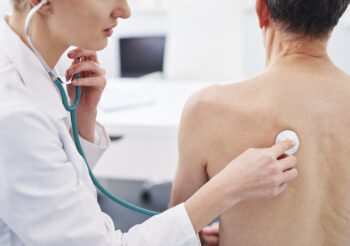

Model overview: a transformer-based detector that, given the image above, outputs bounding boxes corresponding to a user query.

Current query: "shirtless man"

[170,0,350,245]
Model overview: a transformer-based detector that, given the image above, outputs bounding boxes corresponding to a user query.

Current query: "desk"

[94,78,217,182]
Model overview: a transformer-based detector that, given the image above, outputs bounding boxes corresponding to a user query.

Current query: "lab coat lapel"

[0,16,68,120]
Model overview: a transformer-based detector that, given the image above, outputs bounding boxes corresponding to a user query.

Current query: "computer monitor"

[119,36,166,78]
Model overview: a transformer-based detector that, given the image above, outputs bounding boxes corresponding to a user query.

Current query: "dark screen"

[119,36,166,78]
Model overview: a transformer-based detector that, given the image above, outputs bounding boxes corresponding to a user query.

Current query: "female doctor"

[0,0,298,245]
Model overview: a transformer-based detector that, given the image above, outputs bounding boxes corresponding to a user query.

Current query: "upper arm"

[170,88,215,207]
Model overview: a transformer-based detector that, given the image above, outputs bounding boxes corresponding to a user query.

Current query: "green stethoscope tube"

[26,0,160,217]
[53,77,160,216]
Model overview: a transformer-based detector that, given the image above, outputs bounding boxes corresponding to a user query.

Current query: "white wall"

[164,0,244,82]
[328,11,350,74]
[97,0,246,82]
[4,1,350,79]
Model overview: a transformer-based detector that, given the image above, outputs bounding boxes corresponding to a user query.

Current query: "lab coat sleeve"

[78,121,110,169]
[0,108,200,246]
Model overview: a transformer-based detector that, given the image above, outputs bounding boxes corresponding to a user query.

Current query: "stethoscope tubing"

[25,1,160,216]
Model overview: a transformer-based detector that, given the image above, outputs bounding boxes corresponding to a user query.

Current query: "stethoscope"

[25,0,160,216]
[25,0,301,217]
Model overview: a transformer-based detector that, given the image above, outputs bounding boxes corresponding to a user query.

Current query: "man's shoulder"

[180,77,271,144]
[180,82,249,136]
[183,79,261,121]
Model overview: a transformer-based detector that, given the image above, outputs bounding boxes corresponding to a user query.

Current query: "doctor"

[0,0,298,245]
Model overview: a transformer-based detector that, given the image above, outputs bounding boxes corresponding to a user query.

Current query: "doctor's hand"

[221,140,298,202]
[201,222,219,246]
[65,48,106,143]
[184,140,298,233]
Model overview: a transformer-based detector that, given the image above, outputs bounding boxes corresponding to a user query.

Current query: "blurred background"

[1,0,350,231]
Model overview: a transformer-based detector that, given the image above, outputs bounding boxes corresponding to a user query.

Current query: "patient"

[170,0,350,245]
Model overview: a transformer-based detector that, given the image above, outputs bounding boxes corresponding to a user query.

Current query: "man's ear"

[29,0,51,14]
[256,0,271,29]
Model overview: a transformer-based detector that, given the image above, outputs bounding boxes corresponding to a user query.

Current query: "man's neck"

[265,29,330,68]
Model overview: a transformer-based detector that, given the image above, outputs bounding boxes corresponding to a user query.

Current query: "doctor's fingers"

[280,168,298,184]
[68,48,98,62]
[277,155,297,172]
[202,234,219,246]
[66,60,106,80]
[270,140,296,158]
[273,183,288,197]
[71,76,106,90]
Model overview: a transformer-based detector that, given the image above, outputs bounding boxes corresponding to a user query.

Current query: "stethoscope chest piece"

[275,130,300,155]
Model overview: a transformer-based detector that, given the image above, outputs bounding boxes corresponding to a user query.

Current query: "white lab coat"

[0,16,200,246]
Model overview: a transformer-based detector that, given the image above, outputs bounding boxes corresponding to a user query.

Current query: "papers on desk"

[98,84,155,112]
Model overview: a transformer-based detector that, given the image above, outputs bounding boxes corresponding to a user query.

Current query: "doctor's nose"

[112,0,131,19]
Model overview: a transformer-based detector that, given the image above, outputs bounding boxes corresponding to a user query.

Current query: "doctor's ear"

[256,0,271,29]
[29,0,51,14]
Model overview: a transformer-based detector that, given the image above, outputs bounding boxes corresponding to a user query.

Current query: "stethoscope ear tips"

[275,130,300,155]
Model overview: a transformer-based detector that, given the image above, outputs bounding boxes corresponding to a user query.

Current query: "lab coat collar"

[0,16,68,120]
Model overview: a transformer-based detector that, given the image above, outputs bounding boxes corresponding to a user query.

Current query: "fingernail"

[71,80,77,84]
[68,51,76,57]
[67,68,74,74]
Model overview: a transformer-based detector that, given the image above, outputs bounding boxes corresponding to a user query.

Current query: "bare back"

[203,60,350,245]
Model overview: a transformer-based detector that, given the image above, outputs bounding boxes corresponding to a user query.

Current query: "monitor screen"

[119,36,166,78]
